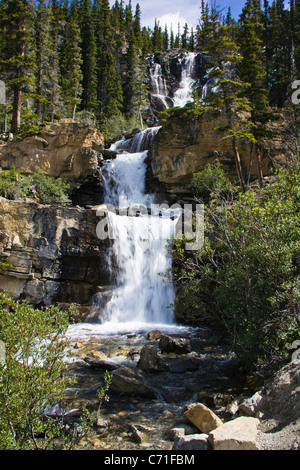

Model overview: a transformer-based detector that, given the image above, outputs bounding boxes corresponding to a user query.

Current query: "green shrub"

[0,293,72,449]
[0,167,32,200]
[0,168,71,205]
[171,167,300,371]
[192,163,233,201]
[31,171,71,205]
[101,114,140,143]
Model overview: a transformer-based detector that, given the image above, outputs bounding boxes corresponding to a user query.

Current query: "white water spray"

[96,128,177,331]
[172,53,197,107]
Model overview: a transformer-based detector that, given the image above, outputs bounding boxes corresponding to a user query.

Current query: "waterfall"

[94,127,178,331]
[68,54,201,337]
[149,61,169,109]
[148,52,198,111]
[172,52,197,107]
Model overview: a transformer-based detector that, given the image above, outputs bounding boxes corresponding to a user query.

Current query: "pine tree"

[133,3,142,48]
[47,6,64,121]
[36,0,63,122]
[238,0,270,186]
[78,0,97,113]
[152,19,163,51]
[163,24,169,50]
[238,0,268,112]
[96,0,123,122]
[0,0,37,133]
[203,23,256,192]
[267,0,292,106]
[60,2,83,119]
[123,27,148,127]
[189,27,195,51]
[181,23,189,49]
[170,25,175,48]
[140,26,152,55]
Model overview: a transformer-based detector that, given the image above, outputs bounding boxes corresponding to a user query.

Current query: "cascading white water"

[95,127,178,331]
[172,52,197,107]
[149,61,169,109]
[67,55,201,339]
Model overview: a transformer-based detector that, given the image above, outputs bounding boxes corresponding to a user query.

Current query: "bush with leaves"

[192,163,233,202]
[0,167,32,200]
[171,166,300,372]
[0,168,71,205]
[0,293,73,449]
[30,171,71,205]
[101,114,141,144]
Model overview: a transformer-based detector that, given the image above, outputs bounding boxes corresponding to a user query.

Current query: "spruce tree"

[36,0,63,122]
[60,2,83,119]
[78,0,97,113]
[152,19,163,51]
[203,23,256,192]
[0,0,37,133]
[96,0,123,122]
[238,0,268,112]
[238,0,270,186]
[123,27,148,127]
[133,3,142,48]
[267,0,292,106]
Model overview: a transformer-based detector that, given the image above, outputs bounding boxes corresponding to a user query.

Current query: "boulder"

[168,424,198,440]
[159,334,192,355]
[184,403,223,434]
[238,392,263,417]
[172,434,209,451]
[83,356,119,371]
[137,346,166,372]
[208,416,260,450]
[110,366,158,398]
[147,330,162,340]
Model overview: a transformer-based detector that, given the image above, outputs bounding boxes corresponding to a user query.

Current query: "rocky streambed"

[60,325,247,450]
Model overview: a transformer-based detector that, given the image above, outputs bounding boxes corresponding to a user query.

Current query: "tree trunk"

[256,144,264,188]
[233,138,246,193]
[11,86,22,133]
[72,103,77,120]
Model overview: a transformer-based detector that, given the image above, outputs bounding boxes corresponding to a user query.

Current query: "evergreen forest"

[0,0,299,136]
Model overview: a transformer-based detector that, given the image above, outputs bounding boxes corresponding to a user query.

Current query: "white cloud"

[129,0,245,30]
[130,0,200,30]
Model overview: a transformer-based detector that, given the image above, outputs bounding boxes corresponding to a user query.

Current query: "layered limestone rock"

[0,119,106,206]
[150,110,289,200]
[0,198,110,313]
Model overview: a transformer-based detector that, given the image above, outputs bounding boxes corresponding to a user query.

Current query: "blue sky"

[130,0,246,31]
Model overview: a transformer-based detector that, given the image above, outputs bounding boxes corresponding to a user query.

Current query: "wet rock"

[208,416,260,450]
[137,346,166,372]
[184,403,223,434]
[167,356,200,373]
[110,366,158,398]
[95,417,110,429]
[128,425,145,444]
[159,334,192,355]
[83,355,119,371]
[147,330,162,340]
[172,434,210,450]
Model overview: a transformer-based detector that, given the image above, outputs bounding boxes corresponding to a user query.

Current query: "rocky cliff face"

[0,119,106,206]
[0,198,110,315]
[149,110,289,201]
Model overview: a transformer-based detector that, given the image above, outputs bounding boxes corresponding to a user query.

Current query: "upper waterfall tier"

[147,51,211,122]
[110,126,161,154]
